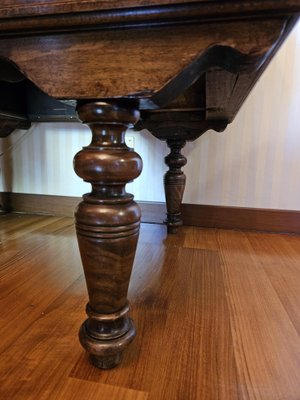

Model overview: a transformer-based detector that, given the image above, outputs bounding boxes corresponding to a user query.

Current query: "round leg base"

[79,318,136,369]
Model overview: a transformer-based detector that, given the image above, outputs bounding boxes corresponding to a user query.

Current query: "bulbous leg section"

[74,101,142,368]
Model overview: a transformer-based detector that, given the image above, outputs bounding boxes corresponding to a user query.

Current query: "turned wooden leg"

[73,101,142,369]
[164,139,187,234]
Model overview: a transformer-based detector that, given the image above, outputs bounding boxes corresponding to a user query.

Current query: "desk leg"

[164,139,187,234]
[73,101,142,369]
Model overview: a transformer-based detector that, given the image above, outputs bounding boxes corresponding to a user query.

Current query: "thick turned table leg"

[73,101,142,369]
[164,139,187,234]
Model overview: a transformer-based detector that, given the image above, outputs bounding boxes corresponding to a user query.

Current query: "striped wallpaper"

[0,20,300,210]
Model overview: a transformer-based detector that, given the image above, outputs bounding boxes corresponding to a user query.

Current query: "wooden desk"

[0,1,299,369]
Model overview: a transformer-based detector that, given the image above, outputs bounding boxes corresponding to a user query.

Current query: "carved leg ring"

[164,139,187,234]
[73,101,142,369]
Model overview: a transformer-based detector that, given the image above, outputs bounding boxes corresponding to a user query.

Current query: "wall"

[0,21,300,210]
[0,124,167,202]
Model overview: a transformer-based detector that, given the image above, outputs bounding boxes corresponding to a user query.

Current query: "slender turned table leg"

[164,139,187,234]
[73,101,142,369]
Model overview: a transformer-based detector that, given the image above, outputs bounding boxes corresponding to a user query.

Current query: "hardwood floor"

[1,213,300,400]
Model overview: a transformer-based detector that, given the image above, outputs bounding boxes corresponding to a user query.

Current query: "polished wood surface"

[74,101,142,368]
[164,139,187,233]
[0,0,299,370]
[1,214,300,399]
[0,19,288,101]
[1,1,299,26]
[181,204,300,235]
[0,0,228,18]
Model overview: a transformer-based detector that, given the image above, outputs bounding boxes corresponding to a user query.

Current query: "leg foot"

[79,304,136,369]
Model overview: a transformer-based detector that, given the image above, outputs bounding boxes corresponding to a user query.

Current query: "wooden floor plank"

[1,214,300,399]
[50,377,148,400]
[246,232,300,336]
[0,275,86,400]
[218,230,300,400]
[148,247,241,400]
[0,224,83,356]
[183,226,220,251]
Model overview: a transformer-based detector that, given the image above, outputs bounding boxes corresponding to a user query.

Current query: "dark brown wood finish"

[73,101,142,368]
[0,17,293,103]
[0,0,299,370]
[135,13,298,232]
[163,139,187,233]
[0,1,300,34]
[182,204,300,235]
[136,107,227,230]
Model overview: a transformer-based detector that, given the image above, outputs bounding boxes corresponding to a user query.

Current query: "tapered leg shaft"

[164,139,187,234]
[73,101,142,369]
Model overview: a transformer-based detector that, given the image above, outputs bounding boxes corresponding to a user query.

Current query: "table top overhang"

[0,1,299,37]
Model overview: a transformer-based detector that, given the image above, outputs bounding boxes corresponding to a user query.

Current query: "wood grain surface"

[0,0,299,20]
[0,0,218,19]
[73,101,142,368]
[0,18,287,100]
[1,214,300,399]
